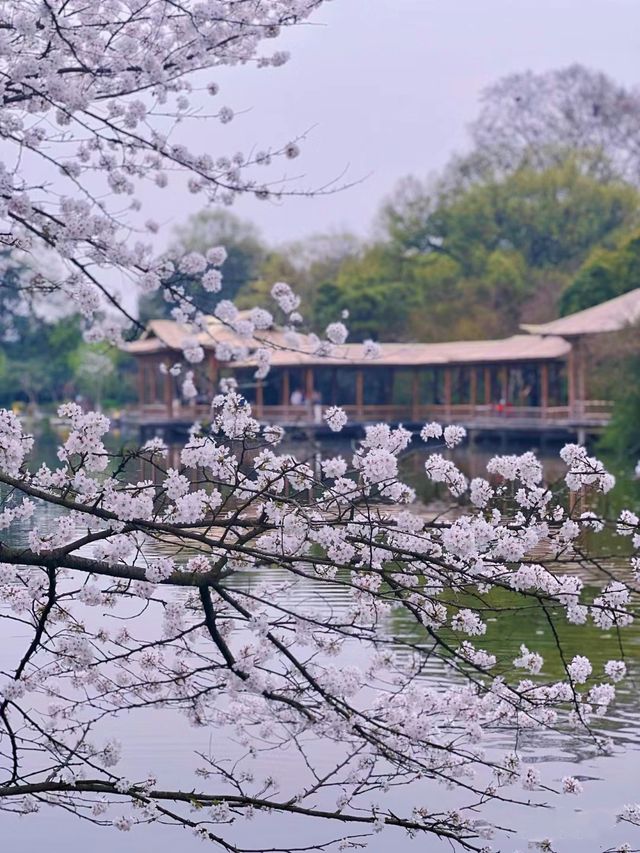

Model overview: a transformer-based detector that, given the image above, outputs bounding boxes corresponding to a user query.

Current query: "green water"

[5,427,640,851]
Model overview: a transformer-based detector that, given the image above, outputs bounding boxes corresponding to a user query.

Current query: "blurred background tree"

[333,154,639,340]
[560,228,640,314]
[129,65,640,459]
[139,210,267,321]
[592,324,640,463]
[2,63,638,456]
[468,64,640,184]
[136,66,640,347]
[0,311,135,412]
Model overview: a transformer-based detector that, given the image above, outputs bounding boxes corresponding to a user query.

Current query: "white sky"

[141,0,640,249]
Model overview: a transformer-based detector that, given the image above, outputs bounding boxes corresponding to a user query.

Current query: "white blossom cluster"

[0,1,324,348]
[0,393,637,849]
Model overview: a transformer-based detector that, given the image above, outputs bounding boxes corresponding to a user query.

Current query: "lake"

[3,430,640,853]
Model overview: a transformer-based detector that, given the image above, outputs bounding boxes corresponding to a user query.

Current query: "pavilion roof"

[252,335,570,367]
[125,316,298,354]
[125,316,570,366]
[521,288,640,338]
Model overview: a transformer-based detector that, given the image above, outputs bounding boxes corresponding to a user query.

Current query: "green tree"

[0,315,83,407]
[235,231,363,334]
[598,325,640,464]
[234,250,299,312]
[314,246,415,342]
[375,156,640,338]
[601,359,640,463]
[70,344,136,411]
[383,156,638,273]
[0,313,136,410]
[139,210,266,320]
[560,228,640,315]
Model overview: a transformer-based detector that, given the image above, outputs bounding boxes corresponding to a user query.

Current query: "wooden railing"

[131,400,613,429]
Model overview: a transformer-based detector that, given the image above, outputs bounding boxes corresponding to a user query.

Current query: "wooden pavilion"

[125,288,640,437]
[522,286,640,422]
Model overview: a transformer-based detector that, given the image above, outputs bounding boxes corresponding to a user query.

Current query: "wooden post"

[281,369,290,408]
[149,360,157,403]
[137,361,146,410]
[443,368,452,418]
[469,367,477,411]
[256,379,264,418]
[484,366,491,406]
[164,368,173,419]
[355,369,364,418]
[208,353,218,393]
[305,366,315,423]
[567,347,576,418]
[411,369,420,421]
[575,337,586,418]
[305,367,314,402]
[500,365,508,403]
[540,363,549,416]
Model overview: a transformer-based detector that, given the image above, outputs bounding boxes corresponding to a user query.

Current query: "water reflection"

[4,429,640,851]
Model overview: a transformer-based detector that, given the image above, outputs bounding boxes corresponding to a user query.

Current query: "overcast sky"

[146,0,640,248]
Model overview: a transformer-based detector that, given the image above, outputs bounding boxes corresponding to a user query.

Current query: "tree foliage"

[2,396,640,851]
[0,0,325,342]
[235,231,363,319]
[560,228,640,315]
[0,313,136,410]
[139,211,267,321]
[384,157,638,272]
[595,325,640,463]
[314,245,413,340]
[601,352,640,462]
[318,157,640,342]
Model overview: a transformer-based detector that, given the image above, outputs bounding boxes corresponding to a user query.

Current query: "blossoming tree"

[0,3,639,852]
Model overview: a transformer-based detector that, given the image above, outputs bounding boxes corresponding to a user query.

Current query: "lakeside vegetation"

[0,312,137,413]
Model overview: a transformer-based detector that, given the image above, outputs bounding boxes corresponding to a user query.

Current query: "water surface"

[3,432,640,852]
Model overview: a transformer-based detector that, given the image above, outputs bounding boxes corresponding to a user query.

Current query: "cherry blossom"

[0,0,328,352]
[323,405,348,432]
[0,412,637,848]
[0,4,639,851]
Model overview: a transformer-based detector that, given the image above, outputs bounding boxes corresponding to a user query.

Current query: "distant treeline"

[139,65,640,461]
[142,66,640,347]
[1,65,638,459]
[0,312,136,412]
[140,160,640,345]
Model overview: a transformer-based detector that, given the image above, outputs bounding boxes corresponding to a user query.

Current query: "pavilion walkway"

[125,287,640,443]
